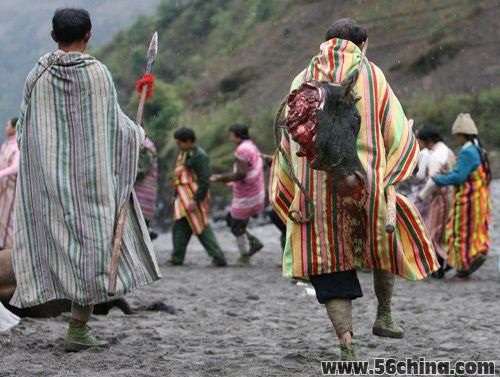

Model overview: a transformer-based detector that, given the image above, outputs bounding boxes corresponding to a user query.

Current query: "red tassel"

[136,73,155,100]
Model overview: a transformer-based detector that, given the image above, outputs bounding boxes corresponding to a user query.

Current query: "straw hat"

[451,113,478,135]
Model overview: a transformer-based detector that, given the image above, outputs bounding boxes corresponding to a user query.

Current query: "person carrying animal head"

[270,18,439,360]
[10,8,161,351]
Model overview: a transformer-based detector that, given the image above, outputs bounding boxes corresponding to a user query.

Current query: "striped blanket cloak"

[446,148,491,270]
[270,39,439,280]
[10,51,161,308]
[0,136,19,249]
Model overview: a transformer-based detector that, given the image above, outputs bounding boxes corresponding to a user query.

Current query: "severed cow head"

[284,72,367,199]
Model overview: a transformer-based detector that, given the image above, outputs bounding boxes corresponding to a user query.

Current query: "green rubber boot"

[236,254,251,267]
[372,307,404,339]
[65,320,108,352]
[340,343,359,361]
[247,233,263,256]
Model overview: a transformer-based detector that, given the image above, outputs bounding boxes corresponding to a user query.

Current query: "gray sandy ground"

[1,181,499,377]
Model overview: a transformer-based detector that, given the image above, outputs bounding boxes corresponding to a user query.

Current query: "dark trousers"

[309,270,363,304]
[269,210,286,251]
[225,212,263,249]
[171,218,226,265]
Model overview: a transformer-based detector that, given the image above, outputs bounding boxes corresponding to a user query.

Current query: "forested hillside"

[95,0,500,189]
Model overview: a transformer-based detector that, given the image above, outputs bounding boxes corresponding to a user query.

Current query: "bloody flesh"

[284,83,322,162]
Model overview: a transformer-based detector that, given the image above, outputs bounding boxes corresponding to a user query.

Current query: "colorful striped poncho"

[0,136,19,249]
[270,38,439,280]
[435,144,491,270]
[173,149,210,235]
[10,51,161,308]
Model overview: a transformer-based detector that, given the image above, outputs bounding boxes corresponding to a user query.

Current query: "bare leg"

[71,302,93,323]
[325,299,358,360]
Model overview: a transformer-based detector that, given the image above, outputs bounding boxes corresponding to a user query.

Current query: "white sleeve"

[415,150,429,181]
[417,144,447,201]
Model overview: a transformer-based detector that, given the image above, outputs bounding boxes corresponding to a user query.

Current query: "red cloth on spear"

[136,73,155,100]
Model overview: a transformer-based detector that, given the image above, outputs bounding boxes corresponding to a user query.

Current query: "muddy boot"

[325,299,358,360]
[246,232,263,256]
[372,307,404,339]
[65,320,108,352]
[340,343,359,361]
[372,269,404,339]
[236,254,251,267]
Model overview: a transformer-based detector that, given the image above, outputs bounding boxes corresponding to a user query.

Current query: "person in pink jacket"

[0,118,20,249]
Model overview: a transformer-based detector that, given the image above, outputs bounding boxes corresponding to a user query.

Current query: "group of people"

[411,114,491,279]
[170,124,265,267]
[0,8,493,362]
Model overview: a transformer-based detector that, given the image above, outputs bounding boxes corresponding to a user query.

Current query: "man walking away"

[10,8,161,351]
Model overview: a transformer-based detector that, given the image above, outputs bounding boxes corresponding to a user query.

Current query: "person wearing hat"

[432,113,492,278]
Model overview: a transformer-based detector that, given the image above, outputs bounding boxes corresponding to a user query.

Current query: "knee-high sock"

[373,269,394,309]
[71,302,94,323]
[324,299,353,338]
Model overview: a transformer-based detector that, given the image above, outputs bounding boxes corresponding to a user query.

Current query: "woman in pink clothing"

[211,124,265,266]
[0,118,20,249]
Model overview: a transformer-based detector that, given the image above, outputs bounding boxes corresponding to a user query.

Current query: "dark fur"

[312,74,366,189]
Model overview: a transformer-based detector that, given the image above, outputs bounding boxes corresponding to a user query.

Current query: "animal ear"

[341,70,359,97]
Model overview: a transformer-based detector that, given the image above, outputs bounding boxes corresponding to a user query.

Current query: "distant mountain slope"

[94,0,499,176]
[0,0,161,126]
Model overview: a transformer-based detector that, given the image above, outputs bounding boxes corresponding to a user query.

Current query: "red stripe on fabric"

[326,176,335,272]
[370,62,382,268]
[394,140,418,183]
[379,87,389,123]
[398,198,434,268]
[309,167,318,275]
[327,42,335,82]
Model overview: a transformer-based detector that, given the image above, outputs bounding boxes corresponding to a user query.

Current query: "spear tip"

[147,31,158,64]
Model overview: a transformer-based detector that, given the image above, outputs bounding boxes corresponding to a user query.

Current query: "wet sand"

[1,181,499,376]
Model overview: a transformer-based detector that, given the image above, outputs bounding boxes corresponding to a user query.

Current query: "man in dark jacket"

[170,127,227,266]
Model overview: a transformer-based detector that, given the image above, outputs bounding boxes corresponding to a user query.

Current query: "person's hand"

[260,153,273,161]
[210,174,222,182]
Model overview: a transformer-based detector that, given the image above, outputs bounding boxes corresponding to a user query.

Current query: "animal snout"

[335,172,367,202]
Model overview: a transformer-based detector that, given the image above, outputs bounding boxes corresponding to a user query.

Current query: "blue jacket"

[433,144,481,186]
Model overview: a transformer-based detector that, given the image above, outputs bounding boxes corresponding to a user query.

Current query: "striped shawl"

[10,51,161,308]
